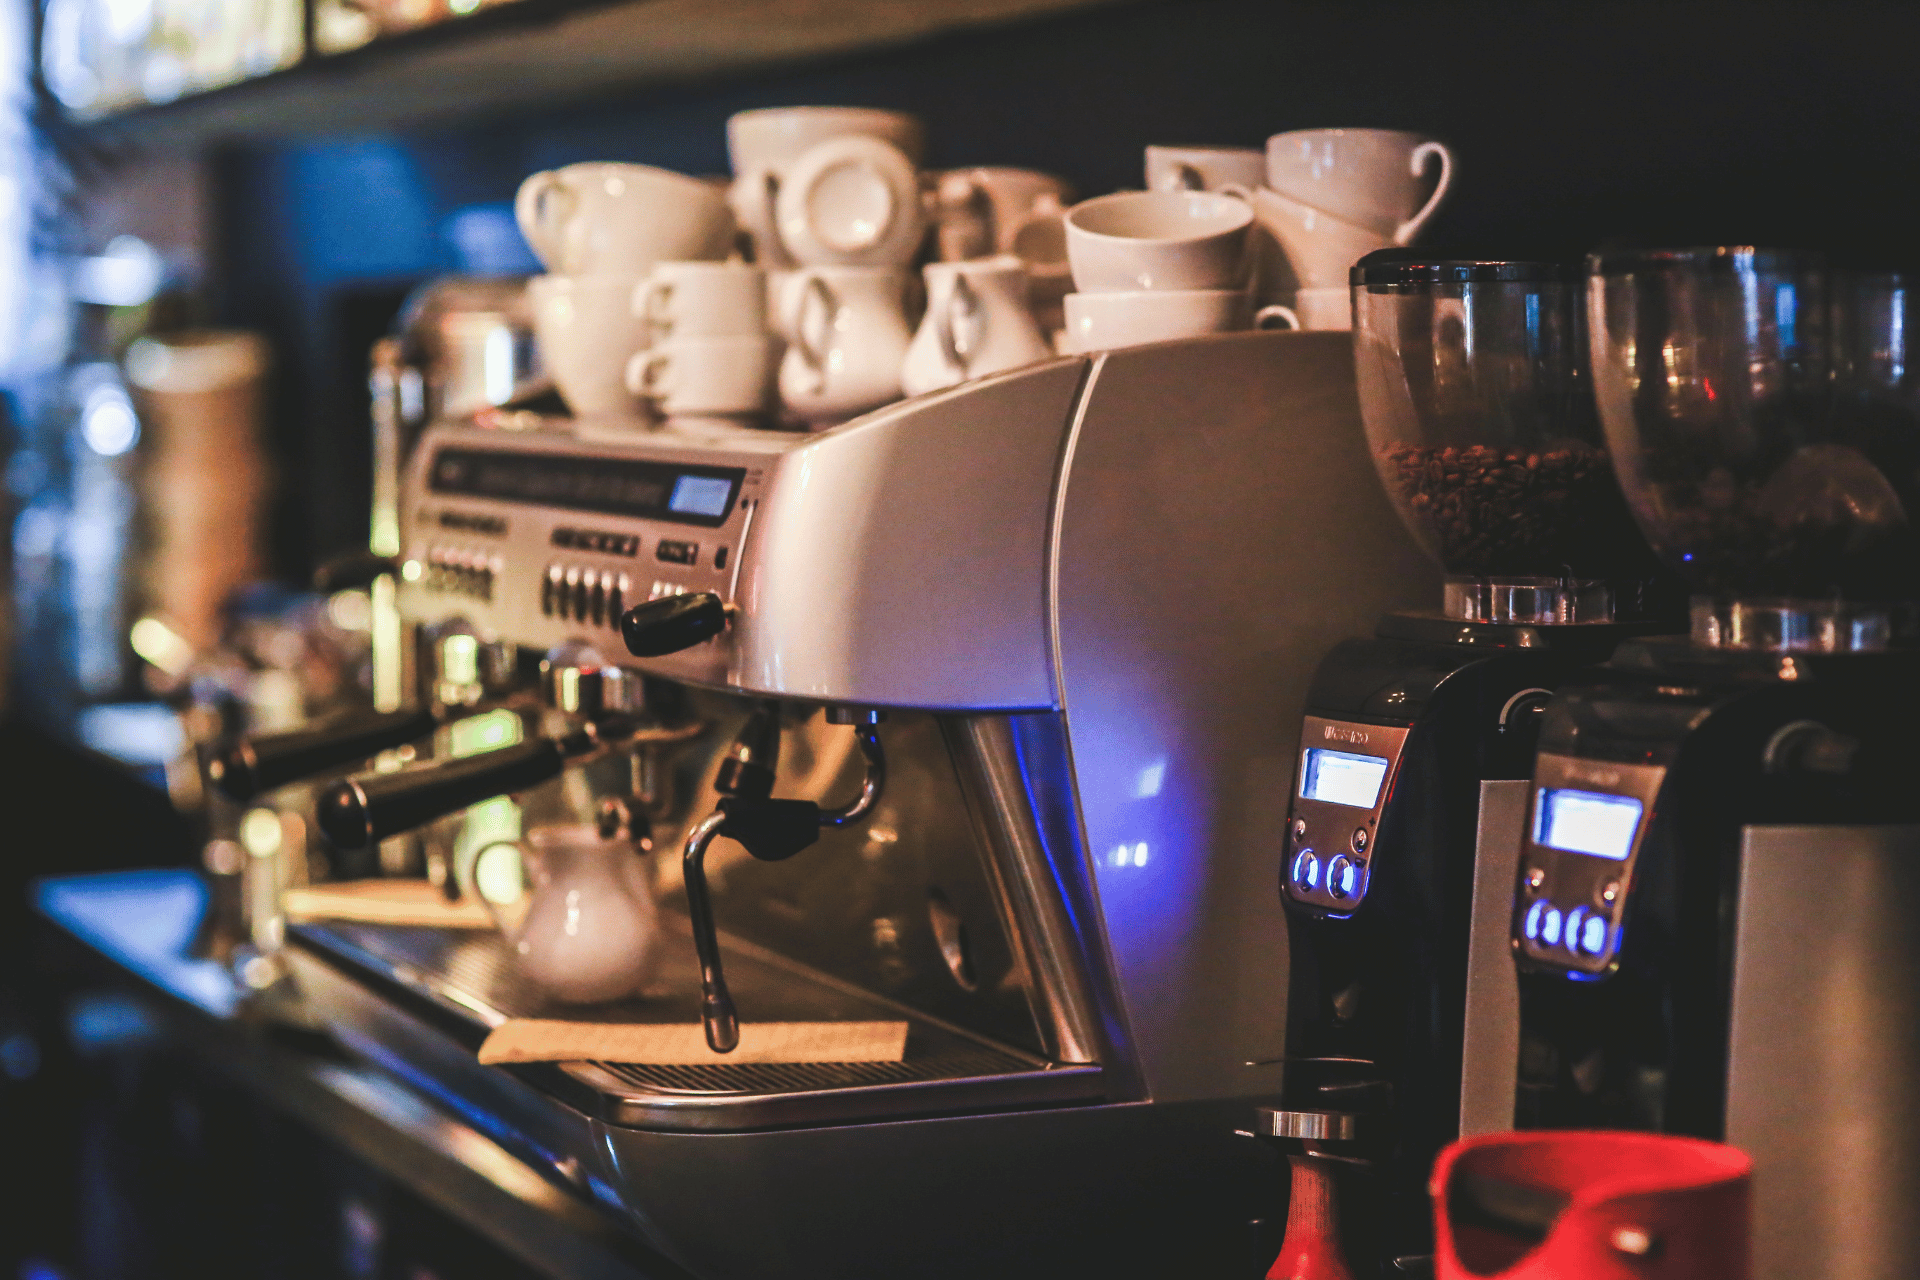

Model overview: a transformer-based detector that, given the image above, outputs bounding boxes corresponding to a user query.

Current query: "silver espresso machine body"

[288,331,1437,1278]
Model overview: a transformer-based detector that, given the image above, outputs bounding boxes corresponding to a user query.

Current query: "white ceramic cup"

[1064,190,1254,293]
[1145,145,1267,194]
[726,106,926,270]
[514,163,735,276]
[1264,128,1454,245]
[1059,288,1252,353]
[1292,287,1353,332]
[1248,186,1392,296]
[902,256,1053,397]
[777,265,913,424]
[634,261,767,340]
[527,274,652,417]
[626,333,776,417]
[771,134,925,267]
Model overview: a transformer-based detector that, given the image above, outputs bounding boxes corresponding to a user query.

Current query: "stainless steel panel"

[1458,779,1525,1137]
[1049,330,1439,1102]
[1727,823,1920,1280]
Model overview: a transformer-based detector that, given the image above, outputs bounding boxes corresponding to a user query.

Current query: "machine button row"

[423,546,497,601]
[552,527,641,556]
[542,563,630,627]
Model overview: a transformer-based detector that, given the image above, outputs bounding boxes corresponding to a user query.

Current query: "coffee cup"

[527,274,652,418]
[1247,186,1392,298]
[1264,128,1454,245]
[1065,190,1254,293]
[933,167,1075,260]
[1291,287,1352,332]
[777,265,913,425]
[726,106,926,269]
[1059,288,1252,353]
[902,256,1054,397]
[771,134,925,267]
[515,163,735,276]
[1145,145,1266,194]
[626,333,776,418]
[634,261,767,340]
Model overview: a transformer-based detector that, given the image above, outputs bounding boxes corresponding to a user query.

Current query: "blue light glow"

[1524,899,1546,940]
[1580,913,1608,955]
[1293,851,1320,890]
[1541,907,1563,946]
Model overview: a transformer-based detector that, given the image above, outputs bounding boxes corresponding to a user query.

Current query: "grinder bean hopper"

[1509,248,1920,1280]
[1264,255,1683,1277]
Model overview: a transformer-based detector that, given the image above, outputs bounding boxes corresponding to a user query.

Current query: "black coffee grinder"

[1509,250,1920,1278]
[1263,256,1683,1278]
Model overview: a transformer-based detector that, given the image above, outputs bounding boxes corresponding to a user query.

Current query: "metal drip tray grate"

[594,1045,1034,1096]
[290,916,1104,1130]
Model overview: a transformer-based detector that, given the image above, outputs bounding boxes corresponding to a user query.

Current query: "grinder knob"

[318,738,566,849]
[620,592,727,658]
[208,706,437,803]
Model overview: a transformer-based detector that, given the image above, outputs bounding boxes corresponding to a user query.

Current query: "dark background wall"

[207,0,1920,578]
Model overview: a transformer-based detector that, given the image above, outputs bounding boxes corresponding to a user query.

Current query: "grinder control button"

[1292,851,1320,892]
[656,540,699,566]
[1351,827,1369,854]
[1327,855,1357,900]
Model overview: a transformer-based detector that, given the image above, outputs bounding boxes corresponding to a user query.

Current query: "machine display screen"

[1534,787,1642,861]
[428,448,743,527]
[1300,748,1390,809]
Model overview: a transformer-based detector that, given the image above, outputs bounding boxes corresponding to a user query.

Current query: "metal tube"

[681,807,739,1053]
[818,726,886,829]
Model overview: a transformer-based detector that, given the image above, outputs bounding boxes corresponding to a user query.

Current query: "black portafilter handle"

[621,592,728,658]
[317,737,567,850]
[208,706,438,803]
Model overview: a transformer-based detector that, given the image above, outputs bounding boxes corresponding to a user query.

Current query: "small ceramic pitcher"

[777,265,913,425]
[902,256,1052,397]
[469,823,661,1004]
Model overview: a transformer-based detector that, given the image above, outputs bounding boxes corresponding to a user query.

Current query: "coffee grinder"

[1266,256,1682,1277]
[1510,248,1920,1280]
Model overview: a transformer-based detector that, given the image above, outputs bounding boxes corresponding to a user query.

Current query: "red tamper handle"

[1267,1155,1355,1280]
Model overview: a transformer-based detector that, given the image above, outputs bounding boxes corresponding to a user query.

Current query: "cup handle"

[626,349,671,397]
[1255,304,1301,331]
[731,170,788,266]
[935,273,980,373]
[633,278,671,330]
[786,273,836,393]
[1394,141,1454,246]
[1217,182,1256,202]
[514,171,572,270]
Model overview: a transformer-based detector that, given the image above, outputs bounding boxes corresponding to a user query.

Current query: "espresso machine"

[1509,248,1920,1280]
[1263,257,1683,1276]
[255,330,1439,1278]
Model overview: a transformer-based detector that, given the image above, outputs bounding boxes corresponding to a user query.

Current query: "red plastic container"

[1432,1131,1751,1280]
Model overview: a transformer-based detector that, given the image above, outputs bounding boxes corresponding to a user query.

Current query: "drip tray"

[289,917,1104,1132]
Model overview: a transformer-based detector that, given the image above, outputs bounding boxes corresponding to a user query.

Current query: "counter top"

[35,869,688,1280]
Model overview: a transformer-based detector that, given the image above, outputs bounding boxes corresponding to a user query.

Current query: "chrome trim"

[945,714,1104,1066]
[1254,1107,1360,1142]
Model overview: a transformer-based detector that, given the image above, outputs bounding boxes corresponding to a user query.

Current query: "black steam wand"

[680,703,886,1053]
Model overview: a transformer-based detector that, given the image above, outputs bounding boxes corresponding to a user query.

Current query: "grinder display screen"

[1300,748,1390,809]
[428,448,743,527]
[1535,787,1642,860]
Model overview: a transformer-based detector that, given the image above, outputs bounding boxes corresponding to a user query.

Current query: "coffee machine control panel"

[1283,717,1410,915]
[398,425,775,688]
[1511,752,1667,975]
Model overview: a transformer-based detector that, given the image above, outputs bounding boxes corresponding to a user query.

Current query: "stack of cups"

[1059,188,1276,354]
[1243,129,1454,331]
[725,107,927,427]
[516,162,735,418]
[624,262,776,423]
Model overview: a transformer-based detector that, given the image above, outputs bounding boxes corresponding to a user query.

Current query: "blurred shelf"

[66,0,1134,146]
